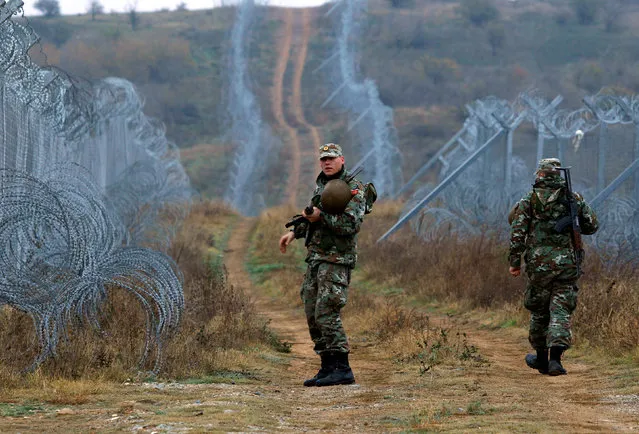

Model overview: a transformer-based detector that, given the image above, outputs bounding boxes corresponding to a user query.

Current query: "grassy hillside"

[21,0,639,201]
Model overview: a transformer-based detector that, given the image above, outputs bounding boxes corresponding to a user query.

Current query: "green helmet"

[321,179,352,214]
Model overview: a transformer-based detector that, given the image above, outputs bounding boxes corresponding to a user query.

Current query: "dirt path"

[272,9,300,206]
[272,8,323,207]
[222,218,639,432]
[272,9,302,206]
[226,218,317,377]
[290,9,323,160]
[291,8,324,204]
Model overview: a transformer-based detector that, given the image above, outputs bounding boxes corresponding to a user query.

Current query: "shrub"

[417,55,461,85]
[456,0,500,27]
[87,0,104,21]
[575,61,604,92]
[486,22,506,57]
[571,0,599,26]
[27,20,73,46]
[388,0,415,8]
[34,0,60,18]
[555,11,571,26]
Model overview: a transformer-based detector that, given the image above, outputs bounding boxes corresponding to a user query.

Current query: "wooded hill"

[23,0,639,201]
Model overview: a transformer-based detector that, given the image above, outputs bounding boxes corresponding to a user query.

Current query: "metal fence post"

[598,123,607,193]
[537,124,545,162]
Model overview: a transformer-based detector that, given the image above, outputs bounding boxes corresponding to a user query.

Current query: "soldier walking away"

[508,158,598,376]
[279,143,368,387]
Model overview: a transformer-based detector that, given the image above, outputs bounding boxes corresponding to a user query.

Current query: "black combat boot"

[315,352,355,387]
[525,348,549,374]
[303,352,335,387]
[548,346,567,376]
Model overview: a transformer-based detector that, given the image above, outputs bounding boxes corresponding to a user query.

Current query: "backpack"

[363,182,377,214]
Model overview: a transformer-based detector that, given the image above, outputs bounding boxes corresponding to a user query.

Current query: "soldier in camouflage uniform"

[279,143,366,387]
[509,158,598,376]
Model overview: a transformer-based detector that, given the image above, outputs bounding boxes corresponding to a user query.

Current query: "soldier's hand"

[279,232,295,254]
[303,206,321,223]
[509,266,521,277]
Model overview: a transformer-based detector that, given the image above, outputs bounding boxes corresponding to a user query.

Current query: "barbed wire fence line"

[0,0,191,372]
[224,0,279,216]
[317,0,403,195]
[381,89,639,263]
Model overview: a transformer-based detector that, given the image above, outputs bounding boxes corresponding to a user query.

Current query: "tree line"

[34,0,188,24]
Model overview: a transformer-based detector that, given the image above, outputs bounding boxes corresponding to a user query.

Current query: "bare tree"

[486,22,506,57]
[34,0,60,17]
[603,0,624,32]
[571,0,599,25]
[176,2,188,11]
[457,0,500,27]
[126,1,139,31]
[87,0,104,21]
[388,0,415,8]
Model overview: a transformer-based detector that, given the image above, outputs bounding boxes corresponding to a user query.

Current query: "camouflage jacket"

[292,167,366,268]
[509,175,599,278]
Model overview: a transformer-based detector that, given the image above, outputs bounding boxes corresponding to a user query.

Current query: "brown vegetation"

[248,204,490,371]
[245,200,639,362]
[0,201,280,392]
[357,201,639,358]
[0,203,637,431]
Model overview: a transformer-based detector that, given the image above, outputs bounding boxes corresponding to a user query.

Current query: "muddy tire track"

[290,8,323,186]
[272,8,323,207]
[272,9,300,206]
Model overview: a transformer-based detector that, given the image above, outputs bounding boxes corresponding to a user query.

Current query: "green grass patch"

[180,370,260,384]
[247,263,286,276]
[380,415,406,425]
[0,402,45,417]
[382,287,406,296]
[262,326,292,354]
[433,405,453,420]
[259,353,287,364]
[245,253,288,284]
[499,318,518,328]
[466,400,487,415]
[205,214,238,274]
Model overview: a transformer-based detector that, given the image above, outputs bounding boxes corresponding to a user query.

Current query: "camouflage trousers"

[300,261,351,355]
[524,278,579,350]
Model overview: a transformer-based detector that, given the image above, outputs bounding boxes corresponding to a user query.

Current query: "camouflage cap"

[537,158,561,173]
[319,143,343,159]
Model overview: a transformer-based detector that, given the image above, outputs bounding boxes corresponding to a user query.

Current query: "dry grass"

[5,194,628,394]
[358,203,519,310]
[575,263,639,354]
[360,201,639,357]
[249,199,639,360]
[0,200,280,392]
[247,204,488,369]
[248,205,307,301]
